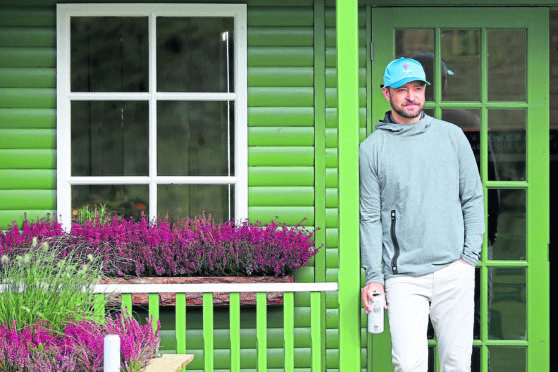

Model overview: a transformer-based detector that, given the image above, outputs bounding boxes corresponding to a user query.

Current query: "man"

[360,57,485,372]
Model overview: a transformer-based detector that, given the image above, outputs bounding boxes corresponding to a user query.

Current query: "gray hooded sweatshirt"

[359,112,485,285]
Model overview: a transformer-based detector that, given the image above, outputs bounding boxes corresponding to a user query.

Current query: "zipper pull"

[391,210,396,220]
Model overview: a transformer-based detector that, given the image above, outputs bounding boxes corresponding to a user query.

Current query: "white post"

[104,334,121,372]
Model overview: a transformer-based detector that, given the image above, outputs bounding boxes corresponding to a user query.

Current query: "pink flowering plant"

[0,314,160,372]
[0,229,161,371]
[0,214,321,278]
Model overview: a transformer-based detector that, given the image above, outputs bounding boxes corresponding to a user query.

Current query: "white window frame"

[56,3,248,229]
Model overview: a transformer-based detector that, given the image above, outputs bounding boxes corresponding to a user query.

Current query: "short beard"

[388,89,424,119]
[390,101,423,119]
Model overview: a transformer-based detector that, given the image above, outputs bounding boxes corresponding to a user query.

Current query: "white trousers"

[385,260,475,372]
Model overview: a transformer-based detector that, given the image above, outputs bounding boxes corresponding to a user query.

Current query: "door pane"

[490,189,526,261]
[441,29,480,101]
[157,101,234,176]
[158,184,234,222]
[488,267,526,340]
[442,109,481,154]
[487,347,526,372]
[157,17,234,92]
[71,17,148,92]
[72,184,149,220]
[488,110,526,181]
[395,30,435,100]
[488,29,526,102]
[71,101,149,176]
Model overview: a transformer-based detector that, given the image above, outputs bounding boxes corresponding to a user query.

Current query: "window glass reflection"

[487,347,526,371]
[488,110,526,181]
[157,17,234,92]
[488,267,526,340]
[158,184,234,222]
[157,101,234,177]
[441,29,480,101]
[489,189,526,261]
[72,185,148,220]
[488,29,526,101]
[71,17,148,92]
[395,29,435,100]
[71,101,149,177]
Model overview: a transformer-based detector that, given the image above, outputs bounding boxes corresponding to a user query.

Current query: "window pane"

[157,101,234,176]
[441,29,480,101]
[487,347,526,372]
[71,17,148,92]
[488,29,526,101]
[157,17,234,92]
[489,189,526,260]
[488,267,526,340]
[395,29,435,101]
[72,184,148,220]
[72,101,149,176]
[158,184,234,222]
[488,110,526,181]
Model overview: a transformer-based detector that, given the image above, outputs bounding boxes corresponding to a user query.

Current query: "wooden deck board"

[143,354,194,372]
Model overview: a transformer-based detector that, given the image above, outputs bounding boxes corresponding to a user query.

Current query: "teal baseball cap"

[383,57,431,89]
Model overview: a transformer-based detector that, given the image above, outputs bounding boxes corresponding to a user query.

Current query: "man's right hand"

[361,281,386,313]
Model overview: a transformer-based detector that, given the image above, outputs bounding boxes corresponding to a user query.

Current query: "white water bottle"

[368,292,384,334]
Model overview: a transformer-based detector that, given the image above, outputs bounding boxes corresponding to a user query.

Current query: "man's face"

[382,81,426,124]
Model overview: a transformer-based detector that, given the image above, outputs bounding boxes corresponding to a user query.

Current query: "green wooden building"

[0,0,552,370]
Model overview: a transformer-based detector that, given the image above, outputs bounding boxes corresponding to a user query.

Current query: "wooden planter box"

[100,275,294,307]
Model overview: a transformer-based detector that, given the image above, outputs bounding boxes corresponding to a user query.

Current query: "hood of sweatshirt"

[375,111,432,136]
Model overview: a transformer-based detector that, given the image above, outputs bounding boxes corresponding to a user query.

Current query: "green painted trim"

[312,1,328,370]
[313,0,326,288]
[336,0,362,370]
[525,8,550,372]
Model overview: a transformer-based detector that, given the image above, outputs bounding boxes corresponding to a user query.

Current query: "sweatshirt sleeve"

[359,142,385,285]
[457,131,485,266]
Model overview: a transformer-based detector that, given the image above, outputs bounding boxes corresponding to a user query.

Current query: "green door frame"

[369,7,550,372]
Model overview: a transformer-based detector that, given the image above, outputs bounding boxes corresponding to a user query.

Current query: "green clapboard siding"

[0,4,58,228]
[0,2,351,371]
[0,68,56,88]
[0,108,56,129]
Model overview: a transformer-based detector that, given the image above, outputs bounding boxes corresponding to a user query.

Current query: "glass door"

[369,7,549,372]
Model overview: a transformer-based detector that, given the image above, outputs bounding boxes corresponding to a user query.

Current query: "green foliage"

[75,204,111,226]
[0,238,107,332]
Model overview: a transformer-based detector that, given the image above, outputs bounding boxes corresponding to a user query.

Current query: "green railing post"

[310,291,322,371]
[336,0,362,370]
[283,292,295,372]
[229,292,241,372]
[121,293,132,318]
[148,293,159,333]
[176,293,186,355]
[203,293,214,372]
[256,292,267,371]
